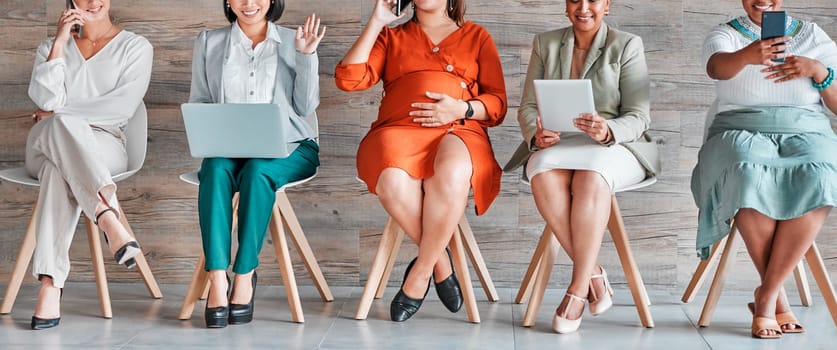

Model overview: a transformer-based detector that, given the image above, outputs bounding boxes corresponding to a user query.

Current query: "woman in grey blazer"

[504,0,658,334]
[189,0,325,328]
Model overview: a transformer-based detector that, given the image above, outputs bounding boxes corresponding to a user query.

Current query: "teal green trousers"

[198,140,319,273]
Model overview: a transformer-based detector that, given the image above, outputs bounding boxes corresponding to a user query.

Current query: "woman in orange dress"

[335,0,506,322]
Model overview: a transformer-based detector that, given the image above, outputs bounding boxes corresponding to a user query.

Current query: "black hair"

[223,0,284,23]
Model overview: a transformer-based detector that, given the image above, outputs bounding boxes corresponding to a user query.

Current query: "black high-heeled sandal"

[94,207,141,269]
[31,275,63,330]
[229,271,257,325]
[390,258,431,322]
[205,274,231,329]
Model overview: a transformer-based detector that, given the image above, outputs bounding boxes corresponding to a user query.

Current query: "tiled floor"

[0,282,835,349]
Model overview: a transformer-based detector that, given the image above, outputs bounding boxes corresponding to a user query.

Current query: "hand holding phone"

[761,11,786,63]
[395,0,411,16]
[65,0,83,38]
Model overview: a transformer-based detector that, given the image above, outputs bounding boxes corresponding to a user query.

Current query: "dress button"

[250,72,254,77]
[249,91,254,95]
[432,47,440,53]
[446,64,454,72]
[460,81,467,88]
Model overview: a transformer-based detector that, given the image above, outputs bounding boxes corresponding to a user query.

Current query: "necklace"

[84,23,116,47]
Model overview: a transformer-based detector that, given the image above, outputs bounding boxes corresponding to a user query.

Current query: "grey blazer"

[504,23,660,176]
[189,23,320,149]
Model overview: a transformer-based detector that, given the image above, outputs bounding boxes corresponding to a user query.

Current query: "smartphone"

[761,11,786,63]
[395,0,411,16]
[66,0,82,38]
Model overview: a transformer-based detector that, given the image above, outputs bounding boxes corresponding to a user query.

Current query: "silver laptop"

[533,79,596,132]
[181,103,290,158]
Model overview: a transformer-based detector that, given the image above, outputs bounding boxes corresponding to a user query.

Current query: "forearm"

[47,39,67,61]
[706,51,750,80]
[341,19,386,64]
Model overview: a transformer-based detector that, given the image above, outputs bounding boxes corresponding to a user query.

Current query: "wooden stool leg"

[85,217,112,319]
[522,232,558,327]
[804,243,837,328]
[681,238,725,303]
[275,192,333,302]
[792,260,812,306]
[375,218,403,299]
[698,225,740,327]
[608,197,654,328]
[178,252,209,320]
[1,200,39,314]
[117,209,162,299]
[450,229,479,323]
[200,279,210,300]
[355,217,400,320]
[458,215,499,302]
[270,204,304,323]
[516,226,552,304]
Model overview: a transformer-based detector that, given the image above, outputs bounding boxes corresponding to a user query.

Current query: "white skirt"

[525,133,646,192]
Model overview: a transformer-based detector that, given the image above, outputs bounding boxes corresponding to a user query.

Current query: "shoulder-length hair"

[223,0,285,23]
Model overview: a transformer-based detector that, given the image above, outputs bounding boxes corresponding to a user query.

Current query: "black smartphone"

[66,0,82,38]
[761,11,786,63]
[395,0,411,16]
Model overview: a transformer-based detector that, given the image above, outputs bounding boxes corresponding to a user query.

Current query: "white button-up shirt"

[223,21,280,103]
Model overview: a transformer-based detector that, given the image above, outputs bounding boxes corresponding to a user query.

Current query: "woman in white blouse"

[692,0,837,339]
[189,0,325,328]
[26,0,152,330]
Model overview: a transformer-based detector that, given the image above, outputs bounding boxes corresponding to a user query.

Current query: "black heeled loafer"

[390,258,430,322]
[434,248,463,313]
[31,282,62,330]
[229,271,257,325]
[205,274,231,328]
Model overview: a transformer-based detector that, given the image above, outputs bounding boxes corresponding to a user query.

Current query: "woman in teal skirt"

[692,0,837,339]
[188,0,325,328]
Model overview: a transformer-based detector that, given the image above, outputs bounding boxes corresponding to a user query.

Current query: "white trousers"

[25,115,127,288]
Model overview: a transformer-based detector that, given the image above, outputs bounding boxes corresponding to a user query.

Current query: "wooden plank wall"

[1,0,835,294]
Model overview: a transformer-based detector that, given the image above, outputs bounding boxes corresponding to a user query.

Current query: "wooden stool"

[515,177,657,328]
[680,221,837,327]
[0,104,162,319]
[177,172,333,323]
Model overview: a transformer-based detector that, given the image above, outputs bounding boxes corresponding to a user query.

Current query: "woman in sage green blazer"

[504,0,659,334]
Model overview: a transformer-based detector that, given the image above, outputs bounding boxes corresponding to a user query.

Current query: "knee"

[375,171,408,202]
[430,160,472,192]
[199,158,236,184]
[238,160,274,186]
[570,171,609,198]
[44,114,85,136]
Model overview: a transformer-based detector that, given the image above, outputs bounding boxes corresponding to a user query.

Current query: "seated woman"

[504,0,658,334]
[335,0,507,322]
[26,0,152,330]
[189,0,325,328]
[692,0,837,339]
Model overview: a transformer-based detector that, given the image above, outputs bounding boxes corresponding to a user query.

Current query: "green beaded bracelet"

[813,67,834,92]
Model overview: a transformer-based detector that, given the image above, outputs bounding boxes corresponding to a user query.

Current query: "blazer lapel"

[580,23,608,78]
[206,27,232,104]
[558,29,574,80]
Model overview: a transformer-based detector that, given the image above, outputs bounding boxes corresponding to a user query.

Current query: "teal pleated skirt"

[691,107,837,259]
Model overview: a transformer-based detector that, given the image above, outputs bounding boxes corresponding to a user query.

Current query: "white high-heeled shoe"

[588,266,614,316]
[552,293,586,334]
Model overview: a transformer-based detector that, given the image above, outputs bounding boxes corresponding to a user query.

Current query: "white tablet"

[533,79,596,132]
[181,103,290,158]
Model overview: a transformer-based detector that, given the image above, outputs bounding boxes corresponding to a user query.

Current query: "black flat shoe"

[205,274,231,328]
[435,248,463,313]
[390,258,430,322]
[229,271,257,325]
[30,316,60,330]
[95,207,141,268]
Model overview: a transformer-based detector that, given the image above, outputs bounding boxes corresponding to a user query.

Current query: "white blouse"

[703,15,837,114]
[223,21,278,103]
[28,30,153,127]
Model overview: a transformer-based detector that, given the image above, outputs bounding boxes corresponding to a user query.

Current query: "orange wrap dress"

[335,21,507,215]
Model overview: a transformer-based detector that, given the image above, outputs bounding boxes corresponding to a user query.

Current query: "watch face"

[465,101,474,118]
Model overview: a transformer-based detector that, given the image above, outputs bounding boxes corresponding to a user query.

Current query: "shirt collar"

[231,21,282,49]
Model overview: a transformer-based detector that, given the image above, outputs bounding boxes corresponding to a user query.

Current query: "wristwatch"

[464,100,474,119]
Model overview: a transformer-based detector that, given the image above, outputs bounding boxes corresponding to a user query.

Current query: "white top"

[703,15,837,114]
[28,30,153,127]
[223,21,279,104]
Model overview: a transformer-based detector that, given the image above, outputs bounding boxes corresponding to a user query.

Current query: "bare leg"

[230,270,254,304]
[559,171,611,320]
[206,270,228,308]
[401,135,472,299]
[93,197,135,257]
[531,169,575,259]
[33,275,61,319]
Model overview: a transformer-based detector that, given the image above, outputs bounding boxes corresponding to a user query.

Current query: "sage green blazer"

[503,23,660,176]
